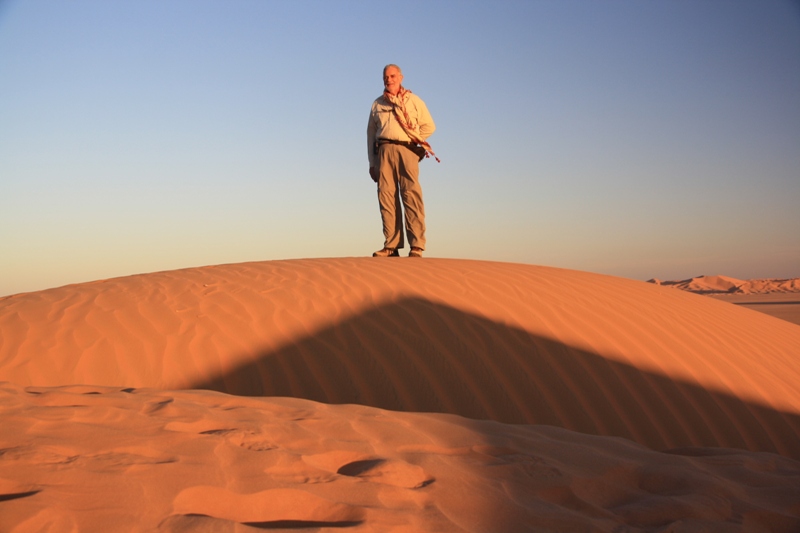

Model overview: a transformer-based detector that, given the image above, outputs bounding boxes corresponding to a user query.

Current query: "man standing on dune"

[367,64,437,258]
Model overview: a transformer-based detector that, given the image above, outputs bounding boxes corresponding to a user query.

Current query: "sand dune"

[1,258,799,456]
[1,258,799,530]
[649,274,800,294]
[649,274,800,326]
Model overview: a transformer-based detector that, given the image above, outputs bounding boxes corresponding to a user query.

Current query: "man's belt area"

[374,138,426,161]
[377,138,416,148]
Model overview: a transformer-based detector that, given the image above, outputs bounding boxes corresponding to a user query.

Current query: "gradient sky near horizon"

[1,0,799,296]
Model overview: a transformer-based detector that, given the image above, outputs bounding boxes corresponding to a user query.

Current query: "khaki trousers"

[377,144,426,250]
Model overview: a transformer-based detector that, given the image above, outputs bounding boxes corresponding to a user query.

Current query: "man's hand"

[369,167,379,183]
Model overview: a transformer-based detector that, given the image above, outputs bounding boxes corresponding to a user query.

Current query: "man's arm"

[367,105,378,170]
[367,102,381,182]
[415,96,436,141]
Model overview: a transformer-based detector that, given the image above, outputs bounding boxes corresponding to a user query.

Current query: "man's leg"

[377,145,405,250]
[397,146,426,250]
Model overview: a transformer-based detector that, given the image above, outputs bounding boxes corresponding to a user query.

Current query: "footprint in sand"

[168,486,363,528]
[75,451,177,471]
[203,429,278,452]
[337,458,434,489]
[0,445,78,466]
[0,478,40,502]
[264,454,337,484]
[303,451,434,489]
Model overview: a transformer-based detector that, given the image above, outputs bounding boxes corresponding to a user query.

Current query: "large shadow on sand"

[192,297,800,459]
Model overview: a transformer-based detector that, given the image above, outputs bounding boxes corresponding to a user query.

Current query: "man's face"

[383,67,403,95]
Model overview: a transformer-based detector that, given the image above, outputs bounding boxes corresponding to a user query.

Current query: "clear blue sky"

[1,0,798,296]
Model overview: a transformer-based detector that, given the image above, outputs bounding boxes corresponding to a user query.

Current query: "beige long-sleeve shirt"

[367,92,435,168]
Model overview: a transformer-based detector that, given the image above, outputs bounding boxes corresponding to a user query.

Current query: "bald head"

[383,64,402,76]
[382,64,404,95]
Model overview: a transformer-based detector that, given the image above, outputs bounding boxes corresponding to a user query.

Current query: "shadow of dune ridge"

[193,297,800,460]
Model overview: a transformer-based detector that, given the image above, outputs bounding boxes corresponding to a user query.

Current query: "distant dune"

[1,258,799,531]
[648,274,800,294]
[648,274,800,327]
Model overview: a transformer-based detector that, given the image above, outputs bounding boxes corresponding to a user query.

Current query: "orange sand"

[1,258,799,531]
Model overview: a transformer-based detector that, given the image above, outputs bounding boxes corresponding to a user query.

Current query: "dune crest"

[1,258,799,460]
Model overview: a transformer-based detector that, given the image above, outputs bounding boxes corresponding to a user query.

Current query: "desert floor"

[711,293,800,327]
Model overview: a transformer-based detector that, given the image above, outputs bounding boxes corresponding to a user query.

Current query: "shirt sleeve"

[367,104,378,168]
[415,96,436,141]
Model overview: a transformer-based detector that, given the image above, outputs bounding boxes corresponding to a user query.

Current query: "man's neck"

[385,85,403,96]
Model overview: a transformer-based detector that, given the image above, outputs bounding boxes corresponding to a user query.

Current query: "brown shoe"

[409,247,424,258]
[373,247,399,257]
